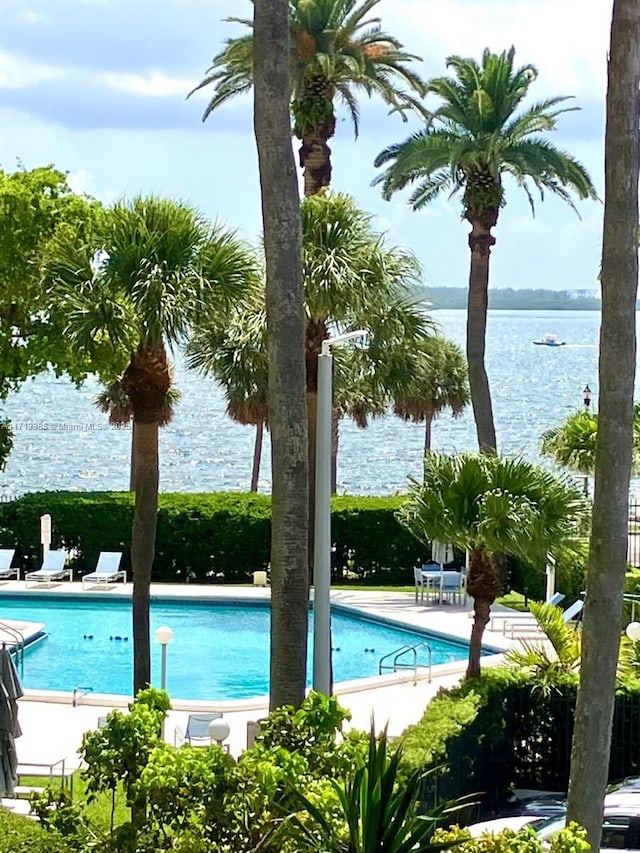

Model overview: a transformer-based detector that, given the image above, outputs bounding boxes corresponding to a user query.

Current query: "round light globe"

[209,718,230,744]
[155,625,174,646]
[626,622,640,642]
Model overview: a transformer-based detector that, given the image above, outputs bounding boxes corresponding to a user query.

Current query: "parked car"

[469,796,640,850]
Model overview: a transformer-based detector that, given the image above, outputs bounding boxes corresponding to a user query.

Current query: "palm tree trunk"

[131,419,159,694]
[567,3,640,845]
[251,420,264,492]
[299,123,334,197]
[254,0,309,712]
[465,546,499,679]
[424,412,434,456]
[466,212,498,453]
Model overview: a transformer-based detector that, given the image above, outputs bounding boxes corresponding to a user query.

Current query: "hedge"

[0,491,427,584]
[402,666,640,816]
[0,810,72,853]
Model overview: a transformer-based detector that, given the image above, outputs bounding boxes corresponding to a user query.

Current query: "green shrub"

[0,492,426,583]
[0,809,73,853]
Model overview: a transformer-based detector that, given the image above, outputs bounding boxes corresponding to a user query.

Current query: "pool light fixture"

[155,625,174,691]
[626,622,640,643]
[209,717,231,747]
[314,329,369,696]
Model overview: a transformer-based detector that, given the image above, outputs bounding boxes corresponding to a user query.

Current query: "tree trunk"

[299,124,334,196]
[131,419,159,694]
[466,212,498,453]
[331,408,339,494]
[250,420,264,492]
[424,412,434,456]
[567,3,640,846]
[465,546,499,679]
[254,0,309,711]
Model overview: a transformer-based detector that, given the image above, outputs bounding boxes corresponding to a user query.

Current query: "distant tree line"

[427,287,606,310]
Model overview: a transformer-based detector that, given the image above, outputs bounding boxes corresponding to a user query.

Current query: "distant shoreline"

[425,287,605,311]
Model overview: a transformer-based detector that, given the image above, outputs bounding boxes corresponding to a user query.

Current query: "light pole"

[155,625,174,691]
[583,384,592,412]
[313,330,368,696]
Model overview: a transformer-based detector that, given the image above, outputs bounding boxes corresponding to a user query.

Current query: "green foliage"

[0,808,73,853]
[287,724,459,852]
[192,0,426,134]
[0,491,426,583]
[433,823,589,852]
[375,47,597,218]
[0,417,13,471]
[426,287,604,311]
[400,453,587,568]
[505,601,581,684]
[0,164,105,399]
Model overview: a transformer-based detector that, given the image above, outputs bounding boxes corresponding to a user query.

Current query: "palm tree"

[48,196,258,692]
[374,47,598,453]
[567,2,640,843]
[399,452,586,678]
[394,335,469,457]
[542,405,640,495]
[188,193,434,570]
[94,378,181,491]
[190,0,425,196]
[254,0,310,710]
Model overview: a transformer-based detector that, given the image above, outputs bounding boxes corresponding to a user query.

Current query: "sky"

[0,0,612,292]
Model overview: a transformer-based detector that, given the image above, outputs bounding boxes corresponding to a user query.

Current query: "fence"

[629,497,640,567]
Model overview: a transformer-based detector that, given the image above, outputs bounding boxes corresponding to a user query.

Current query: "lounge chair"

[82,552,125,590]
[174,712,223,747]
[503,598,584,638]
[490,591,565,632]
[25,550,69,589]
[0,549,17,581]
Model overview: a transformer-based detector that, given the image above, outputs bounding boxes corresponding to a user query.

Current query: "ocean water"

[0,309,620,498]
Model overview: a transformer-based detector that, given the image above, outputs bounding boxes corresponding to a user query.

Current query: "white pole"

[160,644,168,692]
[545,554,556,602]
[313,349,333,695]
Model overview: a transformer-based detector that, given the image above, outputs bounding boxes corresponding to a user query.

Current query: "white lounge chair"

[174,712,223,747]
[503,598,584,638]
[82,552,125,590]
[25,550,69,589]
[0,549,17,581]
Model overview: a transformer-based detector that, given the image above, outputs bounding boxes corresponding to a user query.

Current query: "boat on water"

[533,333,566,347]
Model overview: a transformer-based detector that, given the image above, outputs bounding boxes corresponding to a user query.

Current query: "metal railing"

[378,641,432,685]
[0,619,26,676]
[72,686,94,707]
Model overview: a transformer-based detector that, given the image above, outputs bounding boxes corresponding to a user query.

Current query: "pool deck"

[0,581,546,776]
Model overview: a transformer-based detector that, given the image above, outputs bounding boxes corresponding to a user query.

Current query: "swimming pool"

[0,596,477,700]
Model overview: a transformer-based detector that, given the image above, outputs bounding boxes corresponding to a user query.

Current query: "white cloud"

[99,70,195,97]
[390,0,611,97]
[20,9,49,24]
[0,51,66,88]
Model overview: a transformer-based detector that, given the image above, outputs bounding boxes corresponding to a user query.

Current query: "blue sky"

[0,0,611,292]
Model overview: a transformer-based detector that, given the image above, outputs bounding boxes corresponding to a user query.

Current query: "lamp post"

[626,621,640,642]
[208,717,231,749]
[155,625,174,691]
[583,384,592,412]
[313,330,368,696]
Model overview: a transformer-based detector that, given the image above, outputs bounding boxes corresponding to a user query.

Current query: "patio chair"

[440,571,465,605]
[414,566,427,603]
[25,550,70,589]
[174,712,223,747]
[503,598,584,638]
[0,549,17,581]
[82,552,125,590]
[490,591,565,632]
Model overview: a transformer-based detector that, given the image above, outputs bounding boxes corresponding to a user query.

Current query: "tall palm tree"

[399,452,586,678]
[374,47,598,453]
[190,0,425,196]
[394,335,469,457]
[94,378,181,491]
[188,193,434,570]
[567,1,640,843]
[47,196,258,692]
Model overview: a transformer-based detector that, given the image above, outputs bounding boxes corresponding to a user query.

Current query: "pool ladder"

[0,619,26,676]
[378,642,432,685]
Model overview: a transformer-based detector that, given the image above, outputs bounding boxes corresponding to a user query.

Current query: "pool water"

[0,596,476,700]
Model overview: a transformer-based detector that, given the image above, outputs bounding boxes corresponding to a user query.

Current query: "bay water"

[0,309,621,498]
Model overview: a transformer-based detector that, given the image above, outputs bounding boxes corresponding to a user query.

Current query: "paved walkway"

[0,582,545,771]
